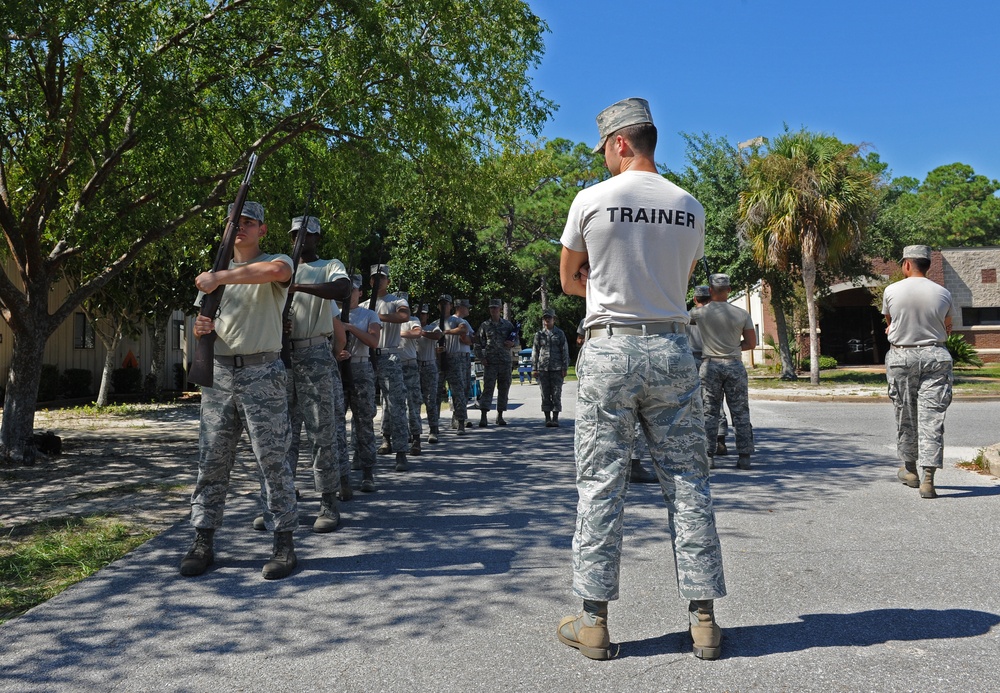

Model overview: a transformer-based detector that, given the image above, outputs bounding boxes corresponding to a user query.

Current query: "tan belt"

[214,352,280,368]
[290,335,330,349]
[586,322,685,339]
[892,343,944,349]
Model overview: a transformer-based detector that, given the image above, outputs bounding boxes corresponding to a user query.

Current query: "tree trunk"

[148,317,166,396]
[0,328,49,465]
[769,291,798,381]
[539,275,549,311]
[802,253,821,385]
[96,346,117,407]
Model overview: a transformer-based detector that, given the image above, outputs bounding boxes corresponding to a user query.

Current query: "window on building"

[172,319,185,350]
[73,313,95,349]
[962,307,1000,326]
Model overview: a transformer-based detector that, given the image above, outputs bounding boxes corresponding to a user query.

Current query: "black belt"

[214,352,280,368]
[586,322,685,339]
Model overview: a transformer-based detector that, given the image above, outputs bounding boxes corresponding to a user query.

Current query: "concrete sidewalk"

[1,379,998,692]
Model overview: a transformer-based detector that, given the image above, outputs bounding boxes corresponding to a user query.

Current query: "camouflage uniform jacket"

[476,318,516,364]
[532,326,569,372]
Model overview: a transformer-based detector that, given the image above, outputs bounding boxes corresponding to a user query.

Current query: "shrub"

[800,355,838,371]
[947,333,983,368]
[38,364,61,401]
[111,367,142,394]
[61,369,93,398]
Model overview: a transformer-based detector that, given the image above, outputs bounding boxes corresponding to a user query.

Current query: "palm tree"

[739,130,880,385]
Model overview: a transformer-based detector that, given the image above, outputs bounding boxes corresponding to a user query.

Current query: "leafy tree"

[0,0,550,463]
[739,129,881,385]
[914,163,1000,247]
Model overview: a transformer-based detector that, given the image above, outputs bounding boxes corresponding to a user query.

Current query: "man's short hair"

[910,257,931,273]
[615,122,657,157]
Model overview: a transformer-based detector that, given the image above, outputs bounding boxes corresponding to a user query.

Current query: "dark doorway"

[819,288,889,365]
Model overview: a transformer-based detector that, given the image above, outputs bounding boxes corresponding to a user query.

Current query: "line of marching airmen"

[178,204,528,581]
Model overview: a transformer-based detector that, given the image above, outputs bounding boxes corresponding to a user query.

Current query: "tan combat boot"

[689,600,722,660]
[262,531,297,580]
[919,466,938,499]
[557,612,612,660]
[313,493,340,533]
[897,462,919,488]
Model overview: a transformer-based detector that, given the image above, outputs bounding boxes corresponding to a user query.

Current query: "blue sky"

[527,0,1000,184]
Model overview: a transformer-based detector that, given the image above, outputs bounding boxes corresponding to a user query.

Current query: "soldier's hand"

[195,271,221,294]
[337,349,350,361]
[194,315,215,337]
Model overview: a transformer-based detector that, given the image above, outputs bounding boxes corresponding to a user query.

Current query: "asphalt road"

[1,384,997,692]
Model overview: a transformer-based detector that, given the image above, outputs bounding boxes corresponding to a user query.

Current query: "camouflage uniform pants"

[377,352,410,452]
[886,346,953,469]
[573,334,726,602]
[537,370,565,413]
[401,359,423,439]
[440,353,469,424]
[418,360,440,431]
[345,360,377,471]
[479,358,513,413]
[331,361,349,477]
[700,358,753,456]
[286,343,340,494]
[693,354,729,440]
[191,358,298,532]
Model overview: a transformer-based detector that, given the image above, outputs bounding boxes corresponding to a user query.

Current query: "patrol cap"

[542,308,555,318]
[370,263,389,277]
[902,245,931,261]
[694,285,711,298]
[593,97,654,154]
[419,304,430,314]
[709,273,731,289]
[396,290,408,301]
[228,200,264,222]
[455,298,471,308]
[439,293,453,304]
[290,215,320,234]
[488,298,502,308]
[351,274,363,289]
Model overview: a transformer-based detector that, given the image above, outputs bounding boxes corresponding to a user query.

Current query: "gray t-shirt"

[212,253,293,357]
[689,301,754,358]
[882,276,953,346]
[376,294,409,349]
[289,258,347,339]
[347,306,381,359]
[400,317,421,360]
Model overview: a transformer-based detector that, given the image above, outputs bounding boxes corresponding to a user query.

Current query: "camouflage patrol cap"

[351,274,363,289]
[542,308,555,318]
[439,294,453,304]
[419,304,430,314]
[370,263,389,277]
[694,285,711,298]
[228,200,264,222]
[455,298,471,308]
[593,97,654,154]
[290,215,321,234]
[488,298,502,308]
[709,273,731,289]
[902,245,931,261]
[396,290,409,301]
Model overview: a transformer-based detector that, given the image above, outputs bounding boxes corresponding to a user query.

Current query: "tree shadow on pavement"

[616,608,1000,659]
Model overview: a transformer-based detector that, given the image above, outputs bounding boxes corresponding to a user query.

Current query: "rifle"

[188,153,259,388]
[437,298,449,375]
[338,245,356,390]
[279,187,315,368]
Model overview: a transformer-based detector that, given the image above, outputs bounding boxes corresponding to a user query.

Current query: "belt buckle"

[233,355,245,368]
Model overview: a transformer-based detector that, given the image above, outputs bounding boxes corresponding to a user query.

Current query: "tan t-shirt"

[376,294,410,349]
[214,253,293,357]
[289,259,347,340]
[689,301,754,358]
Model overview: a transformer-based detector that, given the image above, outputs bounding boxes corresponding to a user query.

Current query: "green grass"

[0,516,155,624]
[62,403,142,417]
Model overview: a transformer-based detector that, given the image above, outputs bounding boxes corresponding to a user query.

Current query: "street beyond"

[0,382,998,692]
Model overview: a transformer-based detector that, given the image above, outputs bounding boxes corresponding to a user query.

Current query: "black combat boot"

[394,451,409,472]
[410,435,421,455]
[179,528,215,577]
[496,412,507,426]
[361,468,376,493]
[339,474,353,502]
[551,412,559,427]
[480,410,489,427]
[262,531,297,580]
[544,411,551,427]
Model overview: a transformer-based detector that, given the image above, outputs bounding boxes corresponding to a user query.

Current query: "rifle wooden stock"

[188,153,258,388]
